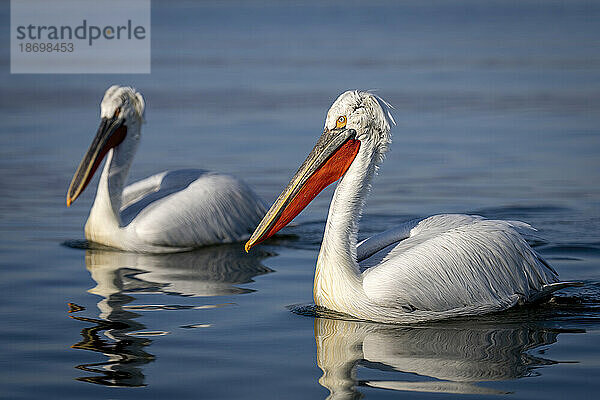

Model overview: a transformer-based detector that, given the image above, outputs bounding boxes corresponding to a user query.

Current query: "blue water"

[1,1,600,398]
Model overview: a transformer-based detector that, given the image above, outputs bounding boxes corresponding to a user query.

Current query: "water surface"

[1,1,599,399]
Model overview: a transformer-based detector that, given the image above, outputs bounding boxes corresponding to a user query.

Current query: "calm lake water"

[1,1,600,398]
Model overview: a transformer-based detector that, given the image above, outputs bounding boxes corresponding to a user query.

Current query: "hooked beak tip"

[66,197,72,207]
[244,241,252,253]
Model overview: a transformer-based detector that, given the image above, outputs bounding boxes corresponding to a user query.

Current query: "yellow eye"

[336,115,347,129]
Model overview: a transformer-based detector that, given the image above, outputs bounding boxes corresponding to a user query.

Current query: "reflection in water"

[315,316,580,399]
[70,245,273,387]
[70,300,152,387]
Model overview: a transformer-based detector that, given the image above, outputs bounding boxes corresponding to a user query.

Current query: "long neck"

[314,142,379,309]
[86,131,138,234]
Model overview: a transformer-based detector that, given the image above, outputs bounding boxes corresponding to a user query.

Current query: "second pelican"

[246,90,575,323]
[67,85,266,253]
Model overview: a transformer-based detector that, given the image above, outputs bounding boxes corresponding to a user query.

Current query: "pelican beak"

[245,127,361,251]
[66,116,127,207]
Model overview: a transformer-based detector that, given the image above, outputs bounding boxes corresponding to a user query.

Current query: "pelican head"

[245,90,394,251]
[323,90,393,162]
[67,85,145,207]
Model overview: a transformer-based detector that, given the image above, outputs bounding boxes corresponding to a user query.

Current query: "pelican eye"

[336,115,347,129]
[113,107,121,118]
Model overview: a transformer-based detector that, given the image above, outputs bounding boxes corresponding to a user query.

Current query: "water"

[1,0,599,398]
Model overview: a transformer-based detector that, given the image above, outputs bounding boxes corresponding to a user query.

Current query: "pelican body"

[246,90,575,323]
[67,86,265,253]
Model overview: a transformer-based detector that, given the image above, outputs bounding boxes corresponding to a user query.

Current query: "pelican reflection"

[315,316,578,399]
[70,244,273,387]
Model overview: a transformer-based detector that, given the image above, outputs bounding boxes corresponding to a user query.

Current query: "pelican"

[246,90,576,323]
[67,85,266,253]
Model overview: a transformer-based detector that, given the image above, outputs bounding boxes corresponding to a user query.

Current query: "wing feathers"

[361,215,559,312]
[121,171,265,251]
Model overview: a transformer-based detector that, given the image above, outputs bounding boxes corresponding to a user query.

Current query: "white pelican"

[246,90,576,323]
[67,85,266,253]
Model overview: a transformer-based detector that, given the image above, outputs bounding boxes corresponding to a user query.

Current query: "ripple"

[289,304,360,321]
[126,331,170,337]
[475,205,572,216]
[289,281,600,326]
[180,324,212,329]
[542,244,600,255]
[122,303,234,311]
[62,239,116,251]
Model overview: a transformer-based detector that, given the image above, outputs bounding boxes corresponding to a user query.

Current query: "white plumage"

[247,90,575,323]
[68,86,265,253]
[359,214,564,320]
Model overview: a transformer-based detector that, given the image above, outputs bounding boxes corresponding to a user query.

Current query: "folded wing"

[361,214,559,312]
[122,170,266,250]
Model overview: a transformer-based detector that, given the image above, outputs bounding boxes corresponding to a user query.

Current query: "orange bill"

[245,127,360,251]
